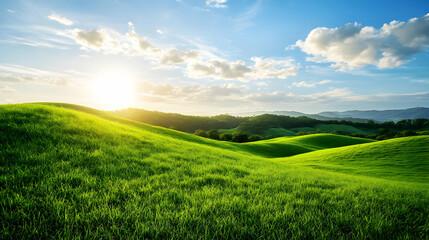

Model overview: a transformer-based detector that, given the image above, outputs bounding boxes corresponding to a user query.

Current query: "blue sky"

[0,0,428,114]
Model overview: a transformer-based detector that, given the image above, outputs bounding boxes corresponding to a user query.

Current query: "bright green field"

[281,136,429,183]
[1,103,428,239]
[291,124,376,135]
[218,127,239,133]
[234,134,374,158]
[263,127,297,137]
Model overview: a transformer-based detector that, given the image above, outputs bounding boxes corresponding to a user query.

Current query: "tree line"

[194,129,263,143]
[113,109,429,141]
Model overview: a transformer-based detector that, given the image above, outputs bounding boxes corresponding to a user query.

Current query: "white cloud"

[294,13,429,70]
[128,22,135,33]
[48,12,73,26]
[292,80,332,88]
[160,49,200,64]
[206,0,228,8]
[257,82,267,86]
[156,29,163,34]
[187,60,252,80]
[7,9,16,13]
[318,80,332,84]
[75,29,104,47]
[252,57,297,79]
[292,81,316,88]
[67,24,298,81]
[138,81,429,113]
[138,82,245,104]
[186,57,297,81]
[0,64,71,85]
[0,85,15,93]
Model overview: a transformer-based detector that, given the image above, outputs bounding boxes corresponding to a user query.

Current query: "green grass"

[280,136,429,183]
[263,127,297,137]
[218,127,239,133]
[1,103,428,239]
[291,124,376,135]
[233,134,374,158]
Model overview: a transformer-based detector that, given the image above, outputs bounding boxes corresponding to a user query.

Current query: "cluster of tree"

[113,108,249,133]
[238,115,320,134]
[323,118,429,131]
[194,129,263,143]
[371,128,429,140]
[238,114,429,135]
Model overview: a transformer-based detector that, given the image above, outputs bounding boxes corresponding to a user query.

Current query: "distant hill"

[235,111,372,122]
[318,107,429,122]
[237,107,429,122]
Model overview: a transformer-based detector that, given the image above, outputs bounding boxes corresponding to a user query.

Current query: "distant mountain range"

[236,107,429,122]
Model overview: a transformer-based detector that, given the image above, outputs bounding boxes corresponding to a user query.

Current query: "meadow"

[1,103,428,239]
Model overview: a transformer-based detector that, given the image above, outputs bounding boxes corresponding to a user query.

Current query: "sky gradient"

[1,0,429,114]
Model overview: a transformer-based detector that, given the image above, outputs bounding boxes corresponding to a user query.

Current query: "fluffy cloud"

[294,13,429,70]
[186,57,297,81]
[206,0,227,8]
[75,29,104,47]
[187,60,252,80]
[160,49,200,64]
[48,12,73,26]
[139,82,245,103]
[252,57,297,79]
[67,24,297,81]
[139,81,354,105]
[0,64,71,85]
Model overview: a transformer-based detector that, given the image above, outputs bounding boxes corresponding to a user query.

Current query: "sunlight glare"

[92,72,135,109]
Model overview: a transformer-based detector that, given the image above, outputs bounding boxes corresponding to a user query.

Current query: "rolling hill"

[233,134,374,158]
[237,107,429,122]
[113,107,249,133]
[281,136,429,183]
[1,103,428,239]
[235,110,371,122]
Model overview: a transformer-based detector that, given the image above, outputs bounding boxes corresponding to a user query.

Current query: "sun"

[92,72,135,109]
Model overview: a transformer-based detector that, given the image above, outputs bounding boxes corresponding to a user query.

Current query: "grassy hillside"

[235,134,374,158]
[281,136,429,183]
[113,107,248,133]
[263,127,297,136]
[292,124,376,135]
[1,103,428,239]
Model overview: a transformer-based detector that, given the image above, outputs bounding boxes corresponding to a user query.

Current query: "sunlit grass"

[0,103,428,239]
